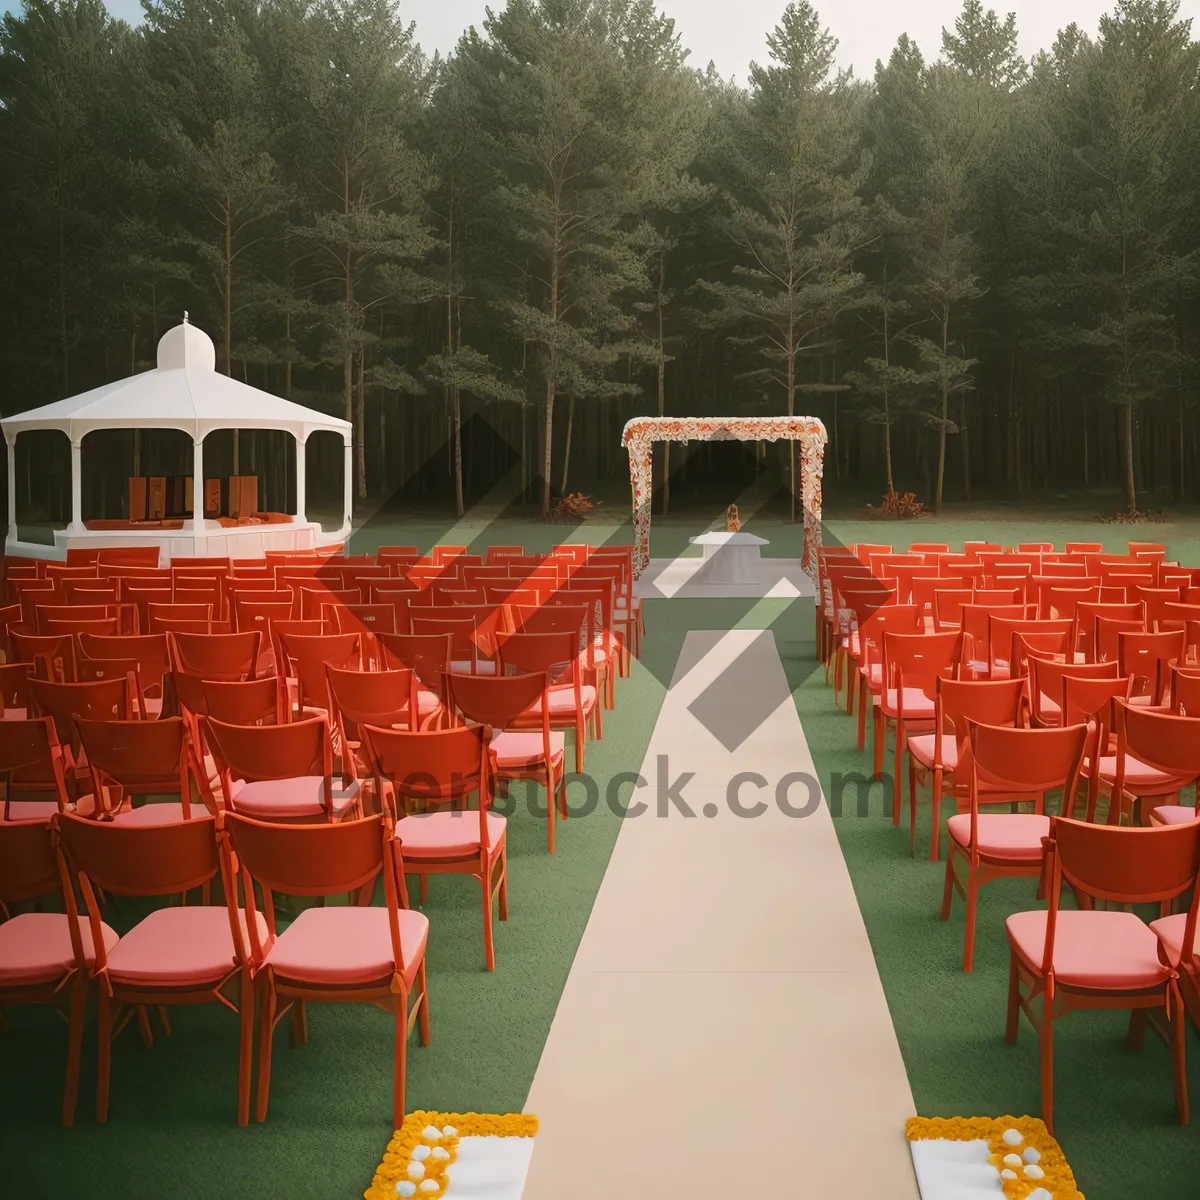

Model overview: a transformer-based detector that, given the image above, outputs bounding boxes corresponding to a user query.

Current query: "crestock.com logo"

[389,762,897,822]
[353,412,880,752]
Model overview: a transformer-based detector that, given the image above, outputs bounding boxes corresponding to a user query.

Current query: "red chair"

[275,631,363,720]
[983,617,1073,680]
[224,811,427,1126]
[75,716,200,825]
[1027,657,1119,727]
[1113,704,1200,828]
[512,602,610,723]
[29,676,133,782]
[852,603,921,755]
[486,545,526,563]
[941,721,1090,972]
[361,722,505,969]
[168,630,262,681]
[875,631,958,794]
[957,603,1030,678]
[1168,662,1200,715]
[325,663,424,785]
[378,631,453,696]
[1008,817,1200,1132]
[298,585,361,621]
[147,602,213,632]
[931,588,974,632]
[0,659,32,720]
[204,715,361,822]
[447,670,566,853]
[410,614,495,676]
[55,811,259,1124]
[0,717,84,821]
[78,633,170,718]
[1119,628,1186,704]
[11,629,77,682]
[0,817,115,1124]
[907,676,1026,860]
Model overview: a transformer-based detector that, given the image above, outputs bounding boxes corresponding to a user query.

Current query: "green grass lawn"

[4,511,1199,1199]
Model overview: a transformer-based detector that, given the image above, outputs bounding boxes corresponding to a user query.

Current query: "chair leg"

[255,976,276,1122]
[497,851,508,922]
[575,719,585,775]
[857,677,867,750]
[62,974,86,1127]
[940,849,957,922]
[1172,989,1190,1124]
[846,661,856,715]
[1128,1007,1148,1051]
[416,959,431,1046]
[1040,993,1055,1134]
[1005,951,1020,1045]
[892,724,903,825]
[237,967,254,1127]
[908,759,918,857]
[929,771,943,862]
[546,773,556,855]
[963,870,979,973]
[873,710,886,782]
[482,872,496,972]
[96,987,113,1122]
[291,999,308,1048]
[393,991,408,1130]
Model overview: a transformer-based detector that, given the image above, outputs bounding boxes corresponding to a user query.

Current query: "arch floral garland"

[620,415,829,580]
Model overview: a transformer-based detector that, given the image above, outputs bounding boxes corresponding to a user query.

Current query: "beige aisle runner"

[522,629,920,1199]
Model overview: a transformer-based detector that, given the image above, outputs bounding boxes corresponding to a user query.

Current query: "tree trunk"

[542,378,555,517]
[786,311,796,521]
[560,395,576,495]
[355,347,367,501]
[960,394,971,502]
[1124,399,1137,511]
[657,251,670,516]
[935,305,950,513]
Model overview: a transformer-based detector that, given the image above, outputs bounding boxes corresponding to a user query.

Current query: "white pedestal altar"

[687,531,770,585]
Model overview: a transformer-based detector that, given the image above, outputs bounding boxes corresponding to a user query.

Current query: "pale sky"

[7,1,1200,81]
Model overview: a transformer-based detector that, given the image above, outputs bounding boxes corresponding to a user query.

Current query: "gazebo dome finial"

[157,318,216,371]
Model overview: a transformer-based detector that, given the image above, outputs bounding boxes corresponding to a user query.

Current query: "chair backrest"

[986,617,1073,677]
[378,632,453,691]
[233,597,294,636]
[1169,663,1200,716]
[0,660,32,715]
[959,603,1029,662]
[326,663,417,737]
[883,631,959,697]
[147,602,212,633]
[0,817,66,906]
[75,716,190,804]
[29,676,131,750]
[298,585,362,621]
[410,614,482,667]
[1048,817,1200,913]
[11,630,78,682]
[333,603,397,637]
[359,721,492,821]
[77,632,169,696]
[57,809,221,897]
[168,629,261,680]
[204,714,332,791]
[1116,701,1200,782]
[276,631,362,711]
[968,720,1089,800]
[0,717,71,814]
[933,676,1025,770]
[447,670,549,734]
[931,588,974,631]
[1118,629,1186,702]
[497,630,580,682]
[1029,658,1118,725]
[201,676,284,726]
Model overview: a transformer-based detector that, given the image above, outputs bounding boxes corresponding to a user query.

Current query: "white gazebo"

[2,319,352,563]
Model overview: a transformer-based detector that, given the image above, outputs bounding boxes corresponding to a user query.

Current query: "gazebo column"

[192,436,206,533]
[295,434,307,524]
[69,437,83,532]
[6,435,16,546]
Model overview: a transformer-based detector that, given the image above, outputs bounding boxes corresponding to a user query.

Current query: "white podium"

[688,531,770,585]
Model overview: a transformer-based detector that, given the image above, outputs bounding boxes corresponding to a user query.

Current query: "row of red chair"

[816,538,1200,1135]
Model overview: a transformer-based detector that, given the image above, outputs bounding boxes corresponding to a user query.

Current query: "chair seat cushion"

[1,792,96,822]
[110,801,198,827]
[881,687,935,718]
[394,809,506,858]
[1150,912,1191,966]
[529,686,598,717]
[1094,755,1189,791]
[449,659,497,675]
[1007,909,1171,990]
[230,776,360,820]
[491,729,565,769]
[0,911,118,985]
[264,906,428,989]
[1150,804,1200,826]
[907,735,958,772]
[107,905,266,985]
[947,813,1049,860]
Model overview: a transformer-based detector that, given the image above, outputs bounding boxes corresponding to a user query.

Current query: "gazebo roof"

[1,320,351,444]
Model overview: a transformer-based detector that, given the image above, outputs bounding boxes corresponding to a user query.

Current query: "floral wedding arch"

[620,415,829,580]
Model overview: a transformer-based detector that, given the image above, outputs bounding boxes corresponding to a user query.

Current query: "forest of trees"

[2,0,1200,519]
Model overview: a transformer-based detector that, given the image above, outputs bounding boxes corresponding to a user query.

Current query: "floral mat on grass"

[906,1116,1085,1200]
[366,1112,538,1200]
